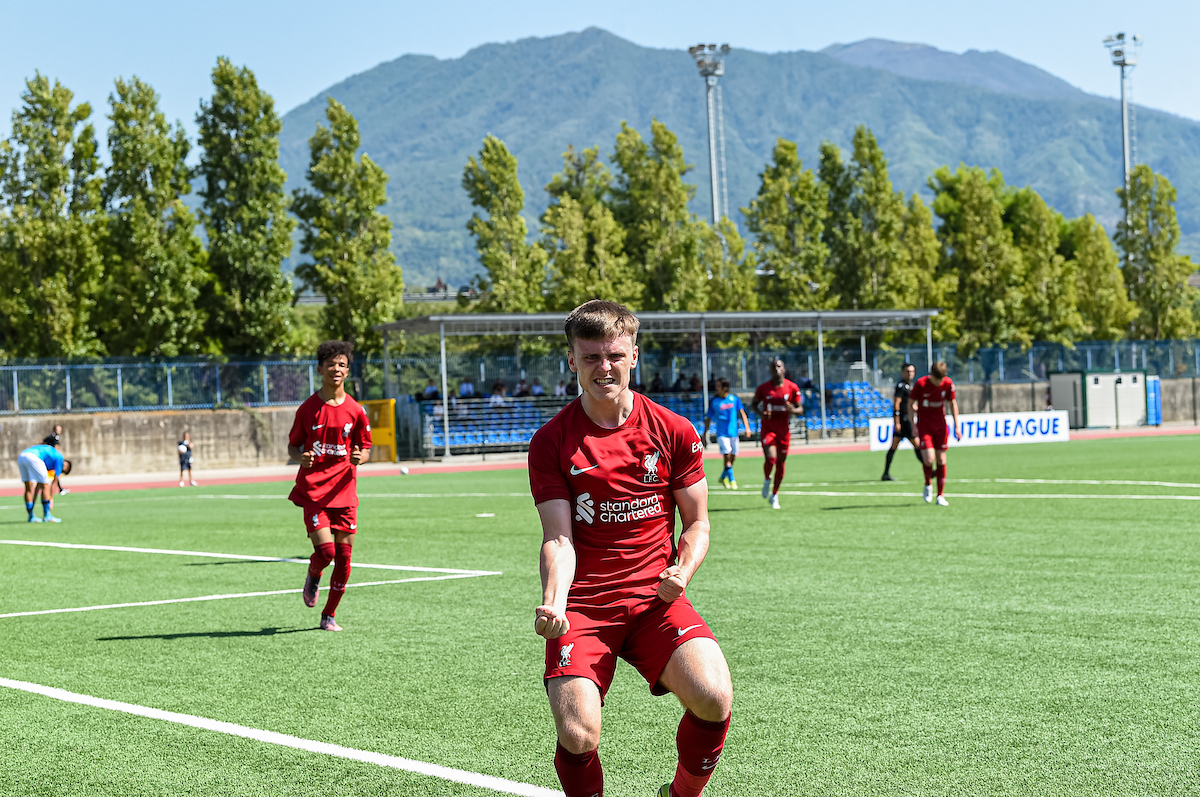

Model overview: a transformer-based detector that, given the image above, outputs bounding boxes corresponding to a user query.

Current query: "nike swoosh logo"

[311,424,324,430]
[569,464,599,476]
[677,624,703,637]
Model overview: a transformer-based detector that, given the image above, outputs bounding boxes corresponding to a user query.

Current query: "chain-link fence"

[3,339,1199,415]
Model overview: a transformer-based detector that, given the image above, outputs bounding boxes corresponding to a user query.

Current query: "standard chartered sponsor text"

[599,494,665,524]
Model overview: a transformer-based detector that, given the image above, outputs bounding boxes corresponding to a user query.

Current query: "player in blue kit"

[17,443,71,523]
[703,378,751,489]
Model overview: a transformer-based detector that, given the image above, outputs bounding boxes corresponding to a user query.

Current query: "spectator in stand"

[555,380,567,397]
[671,374,687,393]
[565,378,578,397]
[459,377,476,398]
[650,372,666,393]
[515,379,531,398]
[423,378,440,401]
[489,380,509,407]
[689,373,703,393]
[531,378,545,396]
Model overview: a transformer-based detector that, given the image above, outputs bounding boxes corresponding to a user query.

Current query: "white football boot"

[923,485,933,503]
[762,478,771,499]
[936,494,949,507]
[770,494,781,510]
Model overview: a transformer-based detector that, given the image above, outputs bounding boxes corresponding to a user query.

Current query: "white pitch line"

[0,677,562,797]
[0,492,530,510]
[715,490,1200,501]
[957,477,1200,489]
[0,540,499,576]
[0,573,493,619]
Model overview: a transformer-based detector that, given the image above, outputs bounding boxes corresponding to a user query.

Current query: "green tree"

[0,74,105,357]
[1114,164,1197,339]
[894,193,958,340]
[930,165,1027,354]
[292,98,404,352]
[1060,214,1137,340]
[99,76,209,356]
[823,127,910,310]
[541,146,640,310]
[609,120,706,312]
[462,134,546,313]
[1005,187,1081,345]
[701,219,758,312]
[743,138,832,311]
[196,57,296,354]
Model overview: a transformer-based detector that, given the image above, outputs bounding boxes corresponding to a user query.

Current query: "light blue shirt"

[22,444,64,475]
[706,394,744,438]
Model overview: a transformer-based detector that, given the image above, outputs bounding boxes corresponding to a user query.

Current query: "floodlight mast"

[688,43,731,226]
[1104,32,1141,224]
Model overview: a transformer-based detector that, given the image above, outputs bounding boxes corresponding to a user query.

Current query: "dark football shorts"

[898,419,914,441]
[303,505,358,535]
[544,594,717,700]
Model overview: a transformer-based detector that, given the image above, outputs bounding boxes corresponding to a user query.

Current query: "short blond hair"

[564,300,640,349]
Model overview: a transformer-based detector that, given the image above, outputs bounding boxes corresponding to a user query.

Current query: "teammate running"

[704,377,750,489]
[17,443,71,523]
[910,361,960,506]
[752,358,803,509]
[287,340,372,631]
[528,300,732,797]
[881,362,923,481]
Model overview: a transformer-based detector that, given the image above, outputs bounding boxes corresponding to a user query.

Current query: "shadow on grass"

[183,555,311,567]
[820,503,914,511]
[98,626,318,641]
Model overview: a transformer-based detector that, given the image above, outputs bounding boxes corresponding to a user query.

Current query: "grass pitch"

[2,435,1199,796]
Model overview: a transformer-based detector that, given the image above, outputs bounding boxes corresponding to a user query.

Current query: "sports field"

[3,435,1198,796]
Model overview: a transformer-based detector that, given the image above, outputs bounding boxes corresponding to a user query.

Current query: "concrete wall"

[1161,377,1199,424]
[0,407,296,477]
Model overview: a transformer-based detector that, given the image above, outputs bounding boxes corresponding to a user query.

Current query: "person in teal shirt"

[704,378,750,489]
[17,443,71,523]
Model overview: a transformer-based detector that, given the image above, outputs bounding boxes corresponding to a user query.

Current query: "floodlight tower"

[688,43,731,226]
[1104,32,1142,214]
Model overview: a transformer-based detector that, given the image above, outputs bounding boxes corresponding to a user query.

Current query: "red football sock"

[308,542,335,579]
[922,463,933,486]
[763,455,775,479]
[554,742,603,797]
[671,711,730,797]
[321,542,352,617]
[772,456,786,494]
[936,463,946,495]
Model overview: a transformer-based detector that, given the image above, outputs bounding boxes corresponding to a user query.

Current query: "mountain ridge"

[278,28,1200,289]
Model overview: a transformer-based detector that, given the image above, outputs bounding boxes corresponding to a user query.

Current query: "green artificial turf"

[1,435,1199,796]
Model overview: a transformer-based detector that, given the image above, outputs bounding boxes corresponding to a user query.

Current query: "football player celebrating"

[287,340,372,631]
[910,361,960,506]
[528,300,732,797]
[752,357,803,509]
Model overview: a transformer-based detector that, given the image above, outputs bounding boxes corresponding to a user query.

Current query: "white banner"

[868,411,1071,451]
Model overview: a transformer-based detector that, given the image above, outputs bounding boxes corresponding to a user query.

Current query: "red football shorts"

[303,505,358,535]
[761,425,791,451]
[544,595,717,700]
[917,423,949,451]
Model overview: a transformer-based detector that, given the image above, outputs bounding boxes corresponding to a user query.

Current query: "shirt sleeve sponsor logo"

[691,441,703,453]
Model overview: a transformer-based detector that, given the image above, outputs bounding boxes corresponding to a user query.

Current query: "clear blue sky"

[2,0,1196,141]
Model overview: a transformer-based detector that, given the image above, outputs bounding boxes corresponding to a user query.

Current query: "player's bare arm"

[951,397,962,440]
[788,395,803,415]
[351,446,370,466]
[535,498,576,638]
[738,407,751,438]
[894,394,904,433]
[659,479,710,603]
[288,443,315,468]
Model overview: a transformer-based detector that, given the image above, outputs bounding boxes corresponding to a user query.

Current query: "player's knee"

[558,717,601,753]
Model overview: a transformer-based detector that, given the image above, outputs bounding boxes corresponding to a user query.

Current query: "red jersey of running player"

[753,378,802,449]
[528,392,714,698]
[911,375,956,451]
[288,393,372,534]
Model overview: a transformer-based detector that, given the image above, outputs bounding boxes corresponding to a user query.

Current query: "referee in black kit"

[881,362,922,481]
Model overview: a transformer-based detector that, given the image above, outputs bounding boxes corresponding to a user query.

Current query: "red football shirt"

[287,393,373,508]
[528,393,706,607]
[910,375,955,432]
[753,379,802,430]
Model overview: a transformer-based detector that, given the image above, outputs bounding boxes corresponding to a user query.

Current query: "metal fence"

[3,339,1199,415]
